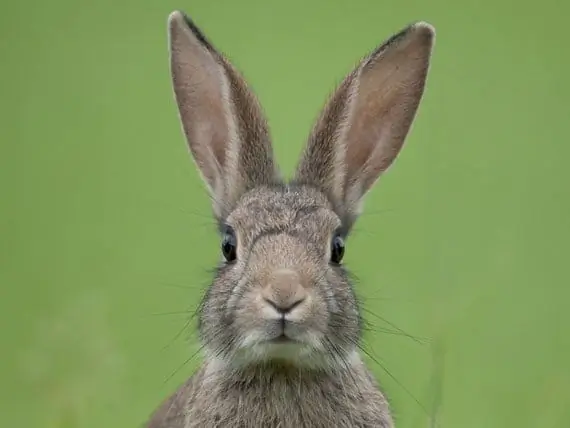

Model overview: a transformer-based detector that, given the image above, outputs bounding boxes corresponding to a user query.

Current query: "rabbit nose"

[263,296,305,315]
[262,269,307,315]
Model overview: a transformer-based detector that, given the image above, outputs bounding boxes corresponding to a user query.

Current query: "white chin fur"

[206,345,361,375]
[234,331,323,367]
[205,332,361,371]
[233,343,334,370]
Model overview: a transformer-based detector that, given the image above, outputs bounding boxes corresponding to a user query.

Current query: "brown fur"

[147,10,435,428]
[148,360,392,427]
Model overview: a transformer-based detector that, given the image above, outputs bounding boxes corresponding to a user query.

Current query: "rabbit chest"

[180,365,394,428]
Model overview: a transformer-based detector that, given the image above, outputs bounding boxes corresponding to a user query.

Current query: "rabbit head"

[168,11,434,371]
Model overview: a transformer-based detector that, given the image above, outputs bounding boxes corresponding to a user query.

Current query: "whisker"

[149,310,192,317]
[363,322,429,343]
[157,281,206,291]
[361,325,429,343]
[361,295,425,304]
[176,206,215,222]
[326,318,427,344]
[160,300,204,351]
[360,307,427,345]
[161,318,194,352]
[356,340,431,419]
[163,344,205,385]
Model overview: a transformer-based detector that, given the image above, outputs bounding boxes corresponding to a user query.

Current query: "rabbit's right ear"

[294,22,435,230]
[168,11,279,220]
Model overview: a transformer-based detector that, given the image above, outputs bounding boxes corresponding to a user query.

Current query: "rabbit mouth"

[266,333,299,344]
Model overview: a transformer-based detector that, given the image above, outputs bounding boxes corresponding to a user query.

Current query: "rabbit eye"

[330,234,345,264]
[221,227,237,262]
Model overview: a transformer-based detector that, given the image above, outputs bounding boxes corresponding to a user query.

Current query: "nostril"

[263,297,306,315]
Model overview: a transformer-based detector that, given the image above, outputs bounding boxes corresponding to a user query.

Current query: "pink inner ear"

[170,21,231,189]
[342,33,432,197]
[169,12,279,219]
[193,94,229,174]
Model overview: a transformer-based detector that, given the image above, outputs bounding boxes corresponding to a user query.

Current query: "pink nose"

[261,269,307,315]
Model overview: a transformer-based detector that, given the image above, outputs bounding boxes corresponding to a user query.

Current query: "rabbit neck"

[182,356,393,427]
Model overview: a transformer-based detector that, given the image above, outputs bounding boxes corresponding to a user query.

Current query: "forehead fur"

[224,184,342,242]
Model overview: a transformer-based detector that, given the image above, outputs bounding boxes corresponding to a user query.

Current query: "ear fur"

[294,22,435,228]
[168,12,435,226]
[168,11,279,220]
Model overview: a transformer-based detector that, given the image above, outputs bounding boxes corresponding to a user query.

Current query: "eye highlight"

[330,233,345,264]
[221,226,237,262]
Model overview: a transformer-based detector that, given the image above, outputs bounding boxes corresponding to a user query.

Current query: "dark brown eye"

[221,227,237,262]
[330,234,345,264]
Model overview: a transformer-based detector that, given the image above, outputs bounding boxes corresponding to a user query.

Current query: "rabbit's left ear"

[294,22,435,228]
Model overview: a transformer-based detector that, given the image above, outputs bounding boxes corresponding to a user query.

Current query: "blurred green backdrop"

[2,0,569,427]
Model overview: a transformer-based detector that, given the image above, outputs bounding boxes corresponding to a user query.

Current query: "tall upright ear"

[168,11,279,220]
[294,22,435,228]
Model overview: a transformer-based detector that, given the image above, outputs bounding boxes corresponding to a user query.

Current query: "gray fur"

[147,10,435,428]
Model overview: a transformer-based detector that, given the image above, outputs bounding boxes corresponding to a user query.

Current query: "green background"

[2,0,569,427]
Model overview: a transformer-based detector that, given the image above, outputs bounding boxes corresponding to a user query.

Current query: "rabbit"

[147,10,435,428]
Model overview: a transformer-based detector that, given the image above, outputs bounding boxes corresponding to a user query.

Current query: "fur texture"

[147,10,435,428]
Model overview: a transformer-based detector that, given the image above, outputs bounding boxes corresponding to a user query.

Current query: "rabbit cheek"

[232,287,269,338]
[225,274,248,313]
